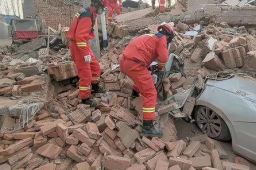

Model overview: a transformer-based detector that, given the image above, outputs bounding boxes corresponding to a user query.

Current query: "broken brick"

[40,122,56,136]
[190,156,212,169]
[123,149,135,158]
[114,138,126,151]
[231,48,243,67]
[142,136,160,152]
[13,132,36,140]
[85,122,101,140]
[66,134,79,145]
[183,141,201,158]
[34,163,56,170]
[169,165,182,170]
[172,77,186,89]
[104,127,117,139]
[211,149,223,170]
[105,115,115,130]
[117,123,139,148]
[155,159,169,170]
[134,148,156,164]
[222,161,250,170]
[96,115,107,132]
[202,168,218,170]
[91,154,103,170]
[56,158,72,170]
[8,147,31,165]
[78,143,91,156]
[56,123,69,141]
[67,89,79,100]
[151,137,165,150]
[0,138,33,156]
[127,163,146,170]
[0,163,11,170]
[182,97,196,117]
[67,124,84,133]
[145,151,168,170]
[55,137,65,147]
[73,128,96,146]
[36,143,62,159]
[105,155,130,170]
[74,162,90,170]
[158,103,178,115]
[66,145,86,162]
[34,132,47,148]
[169,157,192,170]
[92,109,101,122]
[99,140,116,155]
[167,140,186,157]
[205,137,215,151]
[26,157,43,170]
[12,153,33,170]
[68,98,79,107]
[222,49,236,69]
[102,132,117,149]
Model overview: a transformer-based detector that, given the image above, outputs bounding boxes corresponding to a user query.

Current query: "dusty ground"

[175,118,256,170]
[0,39,12,47]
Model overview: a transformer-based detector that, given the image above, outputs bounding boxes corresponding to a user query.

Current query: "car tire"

[194,106,231,142]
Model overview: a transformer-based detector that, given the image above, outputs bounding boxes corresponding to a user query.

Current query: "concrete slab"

[115,8,154,23]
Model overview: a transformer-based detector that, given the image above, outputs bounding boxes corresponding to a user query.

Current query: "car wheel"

[195,106,231,142]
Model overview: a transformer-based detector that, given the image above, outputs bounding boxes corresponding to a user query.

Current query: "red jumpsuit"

[107,0,122,22]
[67,7,101,99]
[120,33,169,120]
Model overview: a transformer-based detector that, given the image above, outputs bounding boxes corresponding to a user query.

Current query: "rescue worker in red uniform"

[67,0,106,107]
[120,23,175,137]
[107,0,122,23]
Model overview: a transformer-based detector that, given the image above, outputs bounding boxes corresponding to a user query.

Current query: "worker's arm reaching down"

[156,36,169,70]
[156,23,175,70]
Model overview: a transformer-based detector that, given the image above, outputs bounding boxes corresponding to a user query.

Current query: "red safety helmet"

[157,23,175,36]
[157,23,175,42]
[91,0,106,9]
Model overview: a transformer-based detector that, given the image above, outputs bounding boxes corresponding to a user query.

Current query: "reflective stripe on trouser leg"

[143,107,156,120]
[120,57,157,120]
[89,48,101,84]
[72,44,92,99]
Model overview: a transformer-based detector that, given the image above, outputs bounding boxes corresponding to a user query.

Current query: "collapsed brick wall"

[34,0,81,29]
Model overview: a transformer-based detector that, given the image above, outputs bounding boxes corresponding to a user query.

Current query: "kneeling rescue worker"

[120,23,175,137]
[67,0,106,107]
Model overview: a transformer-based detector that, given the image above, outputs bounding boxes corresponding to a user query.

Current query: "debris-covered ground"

[1,2,256,170]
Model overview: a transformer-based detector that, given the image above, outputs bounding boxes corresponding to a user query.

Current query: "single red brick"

[105,155,130,170]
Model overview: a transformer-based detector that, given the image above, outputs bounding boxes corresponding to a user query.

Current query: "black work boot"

[141,120,163,137]
[91,83,105,93]
[82,98,98,107]
[131,89,140,99]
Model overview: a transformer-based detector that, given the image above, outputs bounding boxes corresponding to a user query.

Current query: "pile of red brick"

[0,100,250,170]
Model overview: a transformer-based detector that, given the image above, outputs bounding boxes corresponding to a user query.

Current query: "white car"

[194,74,256,162]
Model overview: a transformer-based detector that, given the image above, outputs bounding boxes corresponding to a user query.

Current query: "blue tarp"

[5,15,19,25]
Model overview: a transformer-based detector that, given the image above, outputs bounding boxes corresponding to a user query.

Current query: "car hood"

[206,75,256,102]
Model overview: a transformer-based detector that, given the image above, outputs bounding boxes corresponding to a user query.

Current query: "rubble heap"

[1,5,256,170]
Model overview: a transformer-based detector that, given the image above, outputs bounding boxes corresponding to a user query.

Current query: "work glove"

[84,55,91,63]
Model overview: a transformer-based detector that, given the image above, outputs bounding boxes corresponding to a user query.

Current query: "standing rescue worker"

[67,0,106,107]
[120,23,175,137]
[107,0,122,23]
